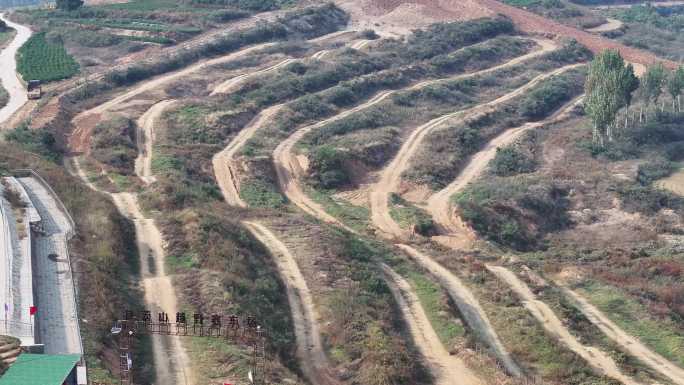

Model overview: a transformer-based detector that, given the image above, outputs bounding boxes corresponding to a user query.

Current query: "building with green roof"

[0,353,80,385]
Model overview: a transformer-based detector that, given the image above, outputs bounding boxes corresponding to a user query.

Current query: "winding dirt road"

[69,42,278,153]
[69,157,193,385]
[0,14,32,126]
[382,264,486,385]
[370,62,582,240]
[135,100,176,184]
[275,38,556,235]
[397,244,522,376]
[585,18,624,33]
[425,97,584,244]
[211,58,295,95]
[243,221,338,385]
[213,105,284,207]
[487,266,640,385]
[559,286,684,385]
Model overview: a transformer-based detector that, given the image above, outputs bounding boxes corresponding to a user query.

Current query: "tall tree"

[56,0,83,11]
[641,63,666,107]
[584,49,638,148]
[667,66,684,111]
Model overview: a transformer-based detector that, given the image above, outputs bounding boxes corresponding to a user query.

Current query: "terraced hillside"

[1,0,684,385]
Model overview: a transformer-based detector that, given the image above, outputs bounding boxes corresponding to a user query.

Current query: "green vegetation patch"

[405,272,465,346]
[307,187,370,232]
[240,179,286,209]
[388,194,435,236]
[578,281,684,368]
[454,176,570,250]
[17,32,79,82]
[90,116,137,175]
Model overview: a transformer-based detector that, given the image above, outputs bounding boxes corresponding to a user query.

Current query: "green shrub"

[665,141,684,161]
[617,183,682,214]
[520,69,584,119]
[308,145,350,189]
[490,146,536,176]
[637,158,675,185]
[455,178,570,250]
[5,124,60,161]
[360,29,379,40]
[17,32,79,82]
[90,117,138,174]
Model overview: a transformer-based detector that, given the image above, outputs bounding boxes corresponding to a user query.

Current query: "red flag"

[29,306,37,316]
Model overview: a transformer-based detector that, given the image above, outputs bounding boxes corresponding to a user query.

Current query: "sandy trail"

[370,62,582,240]
[397,244,522,377]
[350,39,372,50]
[487,266,640,385]
[69,42,278,153]
[275,38,556,234]
[211,58,295,95]
[135,100,175,184]
[274,90,392,233]
[243,221,338,385]
[0,14,32,126]
[585,18,623,33]
[382,264,485,385]
[656,168,684,196]
[213,105,284,207]
[559,286,684,385]
[426,96,584,244]
[69,157,193,385]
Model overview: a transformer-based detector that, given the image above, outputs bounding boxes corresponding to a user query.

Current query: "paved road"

[0,13,32,126]
[19,177,82,355]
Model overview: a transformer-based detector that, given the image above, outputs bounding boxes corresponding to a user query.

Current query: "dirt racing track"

[39,1,684,384]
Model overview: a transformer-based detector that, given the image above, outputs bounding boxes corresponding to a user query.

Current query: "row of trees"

[585,50,684,148]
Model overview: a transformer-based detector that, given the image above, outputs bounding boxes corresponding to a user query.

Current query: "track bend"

[382,264,486,385]
[0,14,32,125]
[426,96,584,243]
[370,63,583,240]
[487,266,640,385]
[135,100,176,184]
[397,244,522,377]
[274,38,557,234]
[211,58,295,95]
[69,157,193,385]
[213,105,284,207]
[559,286,684,385]
[243,221,338,385]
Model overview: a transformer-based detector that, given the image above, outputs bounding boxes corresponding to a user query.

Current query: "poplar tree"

[584,50,638,148]
[667,66,684,112]
[642,63,666,108]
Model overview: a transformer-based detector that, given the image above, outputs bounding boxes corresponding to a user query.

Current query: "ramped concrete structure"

[0,177,39,347]
[17,173,82,355]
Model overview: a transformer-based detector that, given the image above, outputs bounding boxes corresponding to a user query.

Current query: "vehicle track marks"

[135,99,176,184]
[275,38,557,235]
[69,157,193,385]
[487,266,641,385]
[243,221,340,385]
[382,264,486,385]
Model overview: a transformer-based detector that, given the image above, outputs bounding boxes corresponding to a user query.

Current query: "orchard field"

[17,32,79,82]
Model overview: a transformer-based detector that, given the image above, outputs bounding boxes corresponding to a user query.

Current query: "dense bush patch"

[490,146,537,176]
[455,177,570,250]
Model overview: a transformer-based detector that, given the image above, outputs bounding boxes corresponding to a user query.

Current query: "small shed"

[0,353,81,385]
